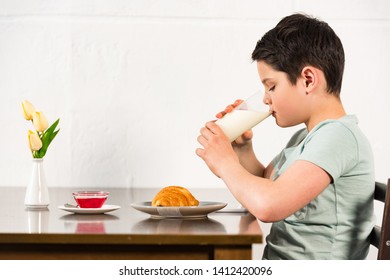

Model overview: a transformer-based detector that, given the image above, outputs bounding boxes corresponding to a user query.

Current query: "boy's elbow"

[250,204,282,223]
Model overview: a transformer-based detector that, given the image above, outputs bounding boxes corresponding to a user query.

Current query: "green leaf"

[37,118,60,158]
[43,118,60,140]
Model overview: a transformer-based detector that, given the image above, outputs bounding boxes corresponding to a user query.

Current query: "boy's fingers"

[215,111,226,119]
[225,104,235,113]
[215,99,244,119]
[233,99,244,106]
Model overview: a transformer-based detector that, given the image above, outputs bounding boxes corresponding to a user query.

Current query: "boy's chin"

[276,119,300,128]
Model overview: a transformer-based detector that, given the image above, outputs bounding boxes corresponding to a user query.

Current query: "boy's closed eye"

[268,85,275,93]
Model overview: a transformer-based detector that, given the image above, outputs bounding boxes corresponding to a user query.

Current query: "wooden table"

[0,187,262,260]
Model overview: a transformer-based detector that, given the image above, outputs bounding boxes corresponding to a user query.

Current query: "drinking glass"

[215,90,271,142]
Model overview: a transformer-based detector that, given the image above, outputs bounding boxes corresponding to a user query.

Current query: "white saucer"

[58,204,120,214]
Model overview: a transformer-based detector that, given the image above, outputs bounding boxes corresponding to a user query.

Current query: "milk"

[215,110,271,142]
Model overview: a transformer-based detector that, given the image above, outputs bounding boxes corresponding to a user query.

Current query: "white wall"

[0,0,389,259]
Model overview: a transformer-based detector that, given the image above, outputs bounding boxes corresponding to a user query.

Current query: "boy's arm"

[220,159,331,223]
[233,138,274,179]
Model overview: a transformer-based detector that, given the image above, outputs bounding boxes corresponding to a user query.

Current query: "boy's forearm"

[234,143,266,177]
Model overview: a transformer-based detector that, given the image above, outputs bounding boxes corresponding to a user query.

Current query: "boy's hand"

[196,121,240,178]
[232,130,253,147]
[215,99,243,118]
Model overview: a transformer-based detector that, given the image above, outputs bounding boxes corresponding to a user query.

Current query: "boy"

[196,13,375,259]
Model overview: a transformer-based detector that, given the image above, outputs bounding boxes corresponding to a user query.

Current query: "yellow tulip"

[32,111,49,132]
[28,130,42,151]
[21,100,36,120]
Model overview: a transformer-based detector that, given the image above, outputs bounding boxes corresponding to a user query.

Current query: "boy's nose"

[263,93,271,105]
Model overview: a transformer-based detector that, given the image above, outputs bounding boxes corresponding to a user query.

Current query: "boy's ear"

[301,66,317,93]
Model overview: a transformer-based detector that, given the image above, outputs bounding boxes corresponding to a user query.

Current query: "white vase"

[25,158,50,209]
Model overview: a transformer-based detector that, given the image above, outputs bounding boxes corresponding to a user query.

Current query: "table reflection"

[132,217,226,234]
[239,213,261,234]
[60,214,118,233]
[26,208,49,233]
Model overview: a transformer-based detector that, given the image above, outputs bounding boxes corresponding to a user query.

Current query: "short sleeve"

[297,122,359,182]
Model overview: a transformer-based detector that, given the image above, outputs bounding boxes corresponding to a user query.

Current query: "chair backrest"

[370,179,390,260]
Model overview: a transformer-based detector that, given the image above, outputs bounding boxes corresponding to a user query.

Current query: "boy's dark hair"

[252,13,345,96]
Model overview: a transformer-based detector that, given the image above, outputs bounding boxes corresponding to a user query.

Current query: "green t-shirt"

[263,115,375,260]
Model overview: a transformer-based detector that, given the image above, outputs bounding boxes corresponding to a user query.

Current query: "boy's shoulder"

[287,115,361,148]
[309,115,360,140]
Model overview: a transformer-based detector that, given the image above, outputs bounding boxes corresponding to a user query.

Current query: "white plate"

[58,204,120,214]
[216,203,249,213]
[131,201,227,219]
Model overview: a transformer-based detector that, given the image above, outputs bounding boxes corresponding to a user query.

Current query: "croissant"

[152,186,199,207]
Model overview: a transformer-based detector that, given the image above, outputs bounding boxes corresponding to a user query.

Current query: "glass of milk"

[215,90,271,142]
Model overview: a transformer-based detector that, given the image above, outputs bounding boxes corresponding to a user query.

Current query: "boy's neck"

[305,93,346,132]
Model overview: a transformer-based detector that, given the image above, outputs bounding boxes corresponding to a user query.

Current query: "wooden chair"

[370,179,390,259]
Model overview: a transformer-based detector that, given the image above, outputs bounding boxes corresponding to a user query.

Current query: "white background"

[0,0,389,259]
